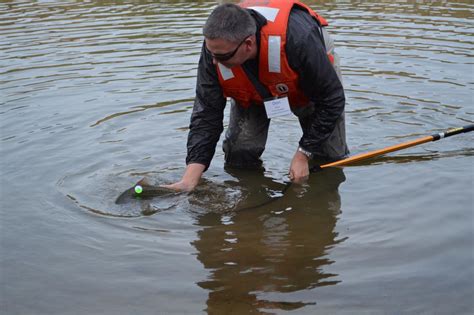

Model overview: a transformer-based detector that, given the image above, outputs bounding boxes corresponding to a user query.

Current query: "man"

[163,0,349,192]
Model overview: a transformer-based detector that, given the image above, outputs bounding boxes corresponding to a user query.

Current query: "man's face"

[205,36,252,68]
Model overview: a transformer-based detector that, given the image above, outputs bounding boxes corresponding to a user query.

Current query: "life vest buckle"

[276,83,289,94]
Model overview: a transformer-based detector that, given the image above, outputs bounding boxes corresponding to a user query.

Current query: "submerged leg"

[223,101,270,169]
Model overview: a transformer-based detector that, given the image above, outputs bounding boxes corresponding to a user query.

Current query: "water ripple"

[1,1,212,110]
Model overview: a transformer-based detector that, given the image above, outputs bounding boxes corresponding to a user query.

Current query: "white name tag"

[264,97,292,118]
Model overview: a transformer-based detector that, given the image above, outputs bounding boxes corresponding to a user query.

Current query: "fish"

[115,178,179,204]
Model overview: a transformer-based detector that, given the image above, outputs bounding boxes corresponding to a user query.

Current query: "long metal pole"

[319,124,474,169]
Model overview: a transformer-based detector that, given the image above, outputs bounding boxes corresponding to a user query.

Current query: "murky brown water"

[1,1,473,314]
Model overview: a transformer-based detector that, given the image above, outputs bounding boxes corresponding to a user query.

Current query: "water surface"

[1,1,473,314]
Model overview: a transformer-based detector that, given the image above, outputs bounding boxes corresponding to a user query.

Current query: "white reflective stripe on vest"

[268,35,281,73]
[247,6,279,22]
[218,63,234,81]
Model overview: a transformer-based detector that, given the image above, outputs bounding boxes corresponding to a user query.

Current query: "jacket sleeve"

[286,7,346,152]
[185,43,227,170]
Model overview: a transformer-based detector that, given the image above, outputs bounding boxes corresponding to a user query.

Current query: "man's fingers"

[293,175,308,184]
[289,171,309,183]
[288,169,295,180]
[160,183,181,192]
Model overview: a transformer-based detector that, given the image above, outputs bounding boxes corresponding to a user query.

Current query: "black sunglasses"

[205,36,249,62]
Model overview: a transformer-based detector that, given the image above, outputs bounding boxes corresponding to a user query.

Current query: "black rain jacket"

[185,7,345,170]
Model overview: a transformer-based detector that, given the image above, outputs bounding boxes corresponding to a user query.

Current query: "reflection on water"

[192,168,346,313]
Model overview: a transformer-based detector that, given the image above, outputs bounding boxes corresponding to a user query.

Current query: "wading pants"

[222,28,349,169]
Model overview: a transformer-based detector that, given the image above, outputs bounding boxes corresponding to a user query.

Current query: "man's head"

[203,3,258,67]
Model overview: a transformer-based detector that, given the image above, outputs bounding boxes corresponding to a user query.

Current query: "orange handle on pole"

[317,124,474,169]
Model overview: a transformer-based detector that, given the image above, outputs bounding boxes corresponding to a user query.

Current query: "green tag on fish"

[134,185,143,194]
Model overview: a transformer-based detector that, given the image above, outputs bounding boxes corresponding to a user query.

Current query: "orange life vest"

[215,0,330,108]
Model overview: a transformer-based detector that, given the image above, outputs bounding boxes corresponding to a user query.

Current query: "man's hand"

[160,163,205,192]
[289,150,310,183]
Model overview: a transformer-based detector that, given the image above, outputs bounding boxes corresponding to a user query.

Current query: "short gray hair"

[203,3,256,43]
